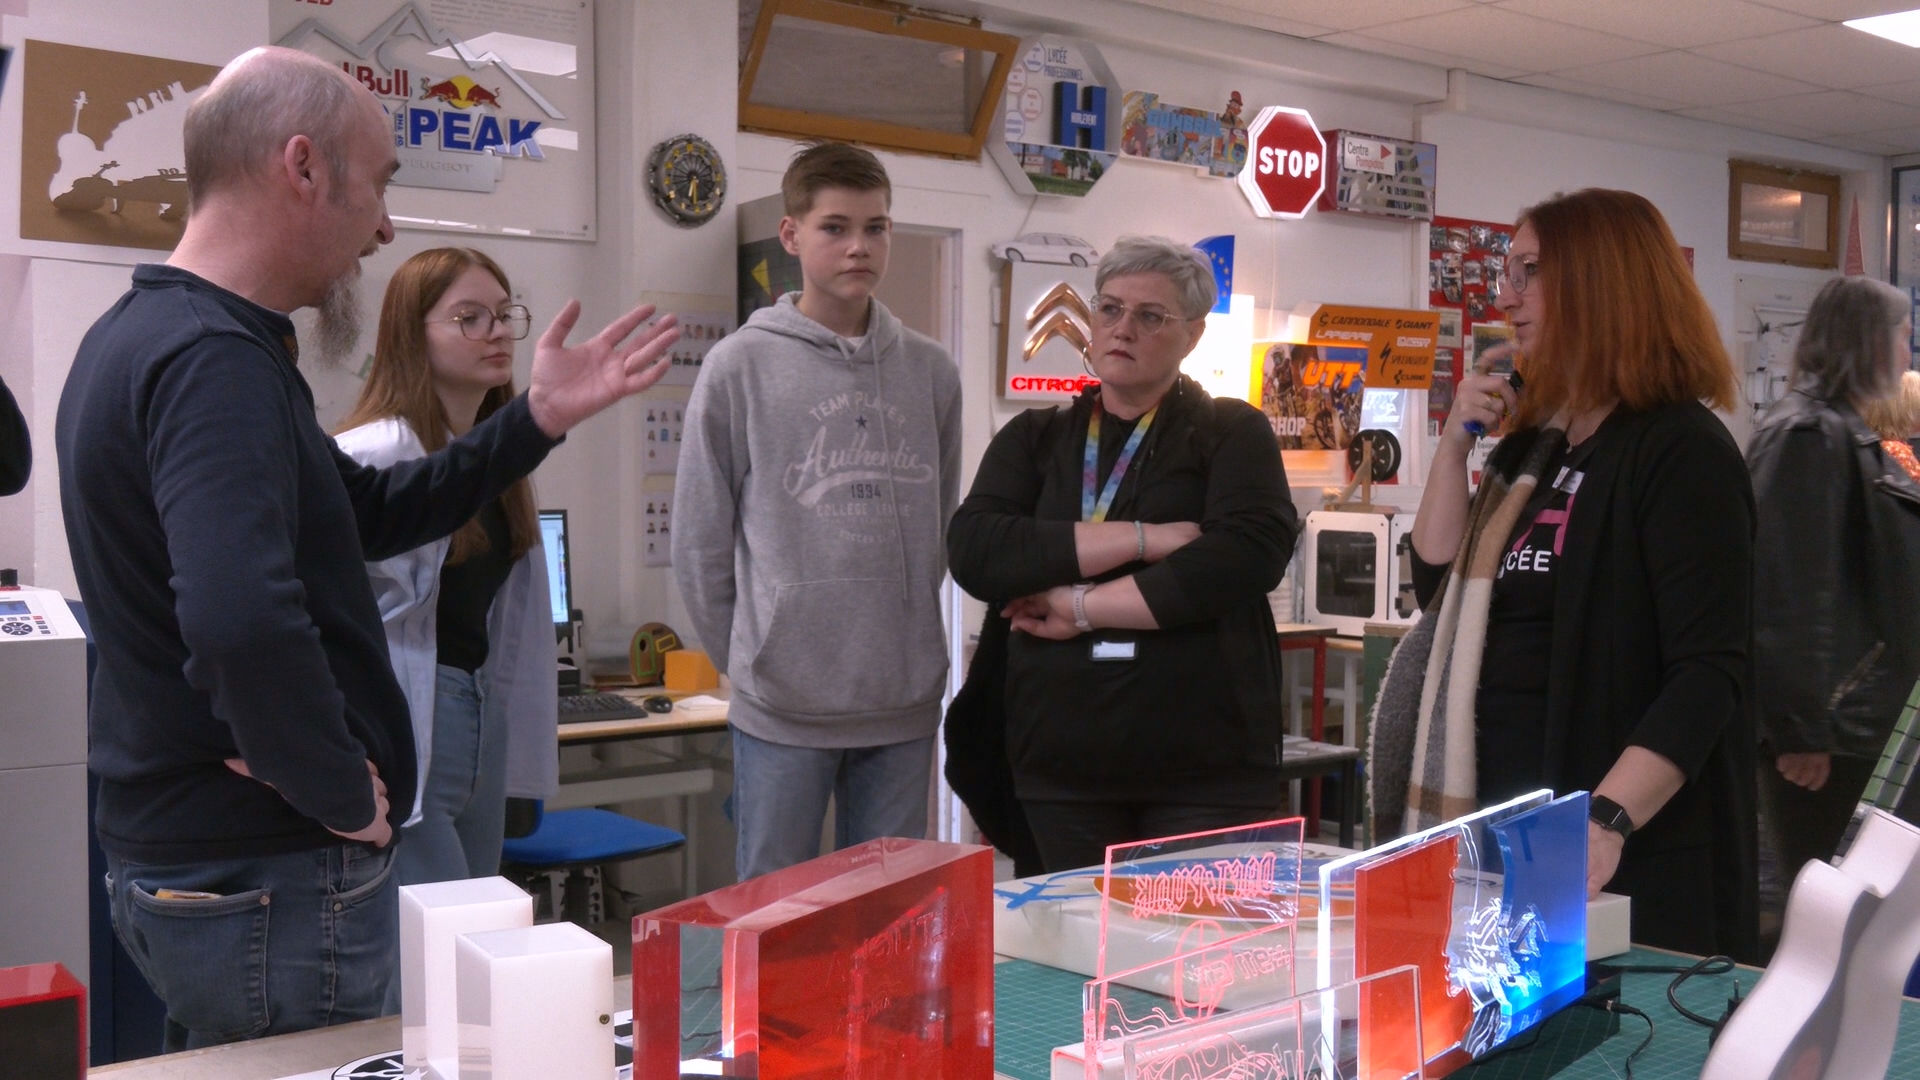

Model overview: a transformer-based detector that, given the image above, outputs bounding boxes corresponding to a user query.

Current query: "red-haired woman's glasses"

[438,305,532,341]
[1496,259,1540,297]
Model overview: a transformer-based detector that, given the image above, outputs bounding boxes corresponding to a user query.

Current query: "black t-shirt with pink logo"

[1477,435,1602,803]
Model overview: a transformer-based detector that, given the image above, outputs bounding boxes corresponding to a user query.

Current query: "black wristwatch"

[1589,795,1635,840]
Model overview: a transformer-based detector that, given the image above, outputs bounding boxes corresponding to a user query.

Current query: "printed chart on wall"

[656,312,732,388]
[641,402,684,477]
[272,0,597,240]
[1427,216,1514,432]
[17,40,220,251]
[643,492,673,568]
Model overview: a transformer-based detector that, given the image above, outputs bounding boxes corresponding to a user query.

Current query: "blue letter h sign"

[1053,82,1108,151]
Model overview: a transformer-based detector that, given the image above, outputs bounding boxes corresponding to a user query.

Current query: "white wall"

[0,0,739,655]
[0,0,1890,612]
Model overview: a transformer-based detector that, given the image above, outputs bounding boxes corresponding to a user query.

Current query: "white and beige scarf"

[1368,420,1570,840]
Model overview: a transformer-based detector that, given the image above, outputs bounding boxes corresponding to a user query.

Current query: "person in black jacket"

[0,373,27,496]
[57,48,679,1050]
[1406,190,1757,959]
[1748,276,1920,892]
[948,235,1299,873]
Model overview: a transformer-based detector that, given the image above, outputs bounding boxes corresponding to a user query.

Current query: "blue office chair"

[499,801,686,926]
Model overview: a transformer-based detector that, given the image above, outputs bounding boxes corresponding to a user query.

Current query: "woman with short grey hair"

[1749,274,1920,902]
[1094,235,1218,320]
[944,234,1300,872]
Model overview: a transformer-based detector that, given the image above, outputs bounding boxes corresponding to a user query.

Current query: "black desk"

[1278,735,1362,847]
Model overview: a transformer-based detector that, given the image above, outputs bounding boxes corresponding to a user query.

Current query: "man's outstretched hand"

[527,299,681,438]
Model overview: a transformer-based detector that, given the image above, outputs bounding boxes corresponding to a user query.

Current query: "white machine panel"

[1302,510,1420,637]
[0,584,90,982]
[0,585,87,769]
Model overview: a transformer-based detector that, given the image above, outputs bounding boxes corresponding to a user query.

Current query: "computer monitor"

[538,509,572,629]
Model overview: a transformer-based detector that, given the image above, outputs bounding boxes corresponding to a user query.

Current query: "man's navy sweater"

[58,265,557,864]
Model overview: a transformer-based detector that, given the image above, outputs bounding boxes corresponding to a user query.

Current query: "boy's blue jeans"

[731,728,934,882]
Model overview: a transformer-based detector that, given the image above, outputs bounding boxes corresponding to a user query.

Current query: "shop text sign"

[1237,106,1326,220]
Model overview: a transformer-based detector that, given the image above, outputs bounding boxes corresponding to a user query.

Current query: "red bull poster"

[273,0,596,241]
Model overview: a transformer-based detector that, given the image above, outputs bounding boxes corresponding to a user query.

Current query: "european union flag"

[1194,234,1234,314]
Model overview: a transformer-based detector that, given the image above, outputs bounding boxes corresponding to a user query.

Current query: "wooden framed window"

[739,0,1019,159]
[1728,160,1842,270]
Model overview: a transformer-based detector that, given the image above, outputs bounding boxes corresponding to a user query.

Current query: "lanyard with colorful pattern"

[1082,398,1156,522]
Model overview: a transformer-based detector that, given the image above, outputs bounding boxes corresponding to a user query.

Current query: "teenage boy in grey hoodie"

[674,143,962,881]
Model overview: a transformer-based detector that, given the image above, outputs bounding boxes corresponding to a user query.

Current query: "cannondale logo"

[1024,282,1091,363]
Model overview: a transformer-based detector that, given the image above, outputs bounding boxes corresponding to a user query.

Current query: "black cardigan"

[947,378,1300,805]
[1415,402,1759,959]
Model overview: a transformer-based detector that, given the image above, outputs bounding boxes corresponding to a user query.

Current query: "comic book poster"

[1256,342,1365,450]
[1118,90,1248,178]
[1427,215,1514,429]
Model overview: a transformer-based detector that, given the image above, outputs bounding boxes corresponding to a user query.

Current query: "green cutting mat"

[993,949,1920,1080]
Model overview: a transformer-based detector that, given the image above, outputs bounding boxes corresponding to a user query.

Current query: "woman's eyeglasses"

[1496,259,1541,297]
[1090,295,1191,336]
[437,305,532,341]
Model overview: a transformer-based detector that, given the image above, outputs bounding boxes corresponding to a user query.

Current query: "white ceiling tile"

[1114,0,1339,38]
[1554,50,1825,107]
[1495,0,1819,48]
[1819,132,1907,154]
[1674,105,1830,139]
[1149,0,1474,34]
[1859,77,1920,105]
[1346,7,1663,69]
[1713,89,1920,132]
[1695,24,1920,89]
[1511,72,1689,111]
[1740,0,1915,18]
[1315,31,1536,80]
[1837,121,1920,152]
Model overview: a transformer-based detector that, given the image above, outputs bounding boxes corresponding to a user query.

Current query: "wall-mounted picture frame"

[1891,165,1920,287]
[1728,160,1841,270]
[739,0,1019,160]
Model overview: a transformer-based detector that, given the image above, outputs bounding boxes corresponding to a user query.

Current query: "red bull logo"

[390,72,544,159]
[419,75,500,110]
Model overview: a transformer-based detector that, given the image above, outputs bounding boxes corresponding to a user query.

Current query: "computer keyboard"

[557,691,649,724]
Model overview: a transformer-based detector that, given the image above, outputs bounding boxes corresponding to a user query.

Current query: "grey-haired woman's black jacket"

[1748,388,1920,761]
[947,376,1299,806]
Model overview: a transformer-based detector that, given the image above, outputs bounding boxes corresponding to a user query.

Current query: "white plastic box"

[400,877,533,1079]
[456,922,614,1080]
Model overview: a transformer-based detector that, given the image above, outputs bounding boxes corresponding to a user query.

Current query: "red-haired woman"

[335,248,557,887]
[1378,189,1756,959]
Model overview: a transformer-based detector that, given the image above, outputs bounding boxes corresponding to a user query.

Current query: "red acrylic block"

[632,837,993,1079]
[0,962,85,1079]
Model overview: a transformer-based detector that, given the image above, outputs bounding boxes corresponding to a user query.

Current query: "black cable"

[1595,955,1738,1031]
[1577,997,1655,1080]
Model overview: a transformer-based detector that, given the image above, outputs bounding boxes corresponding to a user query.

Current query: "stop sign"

[1238,106,1326,220]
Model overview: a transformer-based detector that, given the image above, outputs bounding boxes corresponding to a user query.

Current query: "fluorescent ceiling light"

[1846,9,1920,48]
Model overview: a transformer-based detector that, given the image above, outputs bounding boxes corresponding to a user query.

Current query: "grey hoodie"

[673,294,962,747]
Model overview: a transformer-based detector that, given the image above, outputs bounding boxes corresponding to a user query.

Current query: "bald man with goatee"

[56,47,679,1047]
